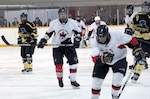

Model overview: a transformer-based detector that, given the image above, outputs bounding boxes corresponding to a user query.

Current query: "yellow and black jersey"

[129,12,150,40]
[18,21,38,44]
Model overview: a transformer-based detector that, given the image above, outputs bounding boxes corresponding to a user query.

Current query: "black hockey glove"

[25,37,33,42]
[17,37,22,44]
[124,27,134,35]
[75,34,81,42]
[37,38,47,48]
[133,46,146,65]
[100,52,114,63]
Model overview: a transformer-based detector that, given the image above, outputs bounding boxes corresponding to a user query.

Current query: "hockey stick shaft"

[117,68,134,98]
[136,38,150,45]
[1,35,73,47]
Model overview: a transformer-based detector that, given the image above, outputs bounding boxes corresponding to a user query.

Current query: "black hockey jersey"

[18,21,38,44]
[129,12,150,40]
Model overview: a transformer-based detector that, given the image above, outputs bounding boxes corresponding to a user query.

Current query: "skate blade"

[131,80,137,83]
[72,85,80,89]
[22,71,32,74]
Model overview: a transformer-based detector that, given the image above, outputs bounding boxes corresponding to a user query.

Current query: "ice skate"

[58,80,64,88]
[144,63,148,69]
[131,73,139,83]
[112,95,118,99]
[21,68,32,74]
[129,65,134,69]
[71,81,80,89]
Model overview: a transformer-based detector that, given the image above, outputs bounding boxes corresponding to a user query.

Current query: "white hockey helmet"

[94,16,101,21]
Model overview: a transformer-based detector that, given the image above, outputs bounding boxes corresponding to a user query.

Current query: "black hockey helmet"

[125,5,134,10]
[142,1,150,7]
[96,25,109,44]
[20,12,27,23]
[125,5,134,15]
[20,12,27,17]
[96,25,108,37]
[58,7,67,14]
[58,7,68,24]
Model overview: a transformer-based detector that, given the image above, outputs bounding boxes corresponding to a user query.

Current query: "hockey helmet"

[125,5,134,15]
[20,12,27,17]
[125,5,134,10]
[58,7,68,24]
[142,1,150,13]
[96,25,108,37]
[96,25,109,44]
[20,12,27,23]
[94,16,101,21]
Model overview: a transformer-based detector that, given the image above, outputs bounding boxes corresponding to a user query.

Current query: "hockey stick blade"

[1,35,12,46]
[1,35,31,46]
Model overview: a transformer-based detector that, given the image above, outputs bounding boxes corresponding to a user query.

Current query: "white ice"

[0,46,150,99]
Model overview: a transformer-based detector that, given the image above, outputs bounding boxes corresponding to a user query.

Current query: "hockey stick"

[136,38,150,45]
[1,35,31,46]
[117,64,136,98]
[1,35,74,47]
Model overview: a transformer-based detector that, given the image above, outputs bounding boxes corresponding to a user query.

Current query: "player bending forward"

[91,25,146,99]
[37,7,81,88]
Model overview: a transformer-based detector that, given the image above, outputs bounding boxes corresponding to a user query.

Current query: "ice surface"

[0,46,150,99]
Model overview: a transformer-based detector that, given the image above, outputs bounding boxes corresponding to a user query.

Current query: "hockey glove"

[37,38,47,48]
[124,27,134,35]
[75,34,81,42]
[17,37,22,44]
[133,46,146,65]
[100,52,114,63]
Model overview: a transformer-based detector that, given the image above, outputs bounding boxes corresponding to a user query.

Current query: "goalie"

[90,25,146,99]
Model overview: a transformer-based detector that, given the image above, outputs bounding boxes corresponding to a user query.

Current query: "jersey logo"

[139,20,148,28]
[20,27,28,34]
[58,29,69,39]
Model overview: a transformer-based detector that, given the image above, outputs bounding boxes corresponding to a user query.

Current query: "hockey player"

[128,1,150,81]
[85,16,106,47]
[91,25,146,99]
[125,5,137,28]
[17,12,38,73]
[86,16,106,39]
[37,7,81,88]
[74,16,87,48]
[125,5,137,69]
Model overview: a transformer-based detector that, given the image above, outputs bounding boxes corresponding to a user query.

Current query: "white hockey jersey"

[44,18,81,48]
[76,20,86,30]
[125,12,137,26]
[91,30,132,65]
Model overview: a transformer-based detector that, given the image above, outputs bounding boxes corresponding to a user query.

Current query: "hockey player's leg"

[111,73,123,99]
[69,64,80,88]
[131,63,144,82]
[55,64,64,87]
[91,77,103,99]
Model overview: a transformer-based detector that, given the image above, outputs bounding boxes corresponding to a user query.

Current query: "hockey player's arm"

[92,53,114,64]
[37,31,53,48]
[127,37,146,64]
[73,30,82,42]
